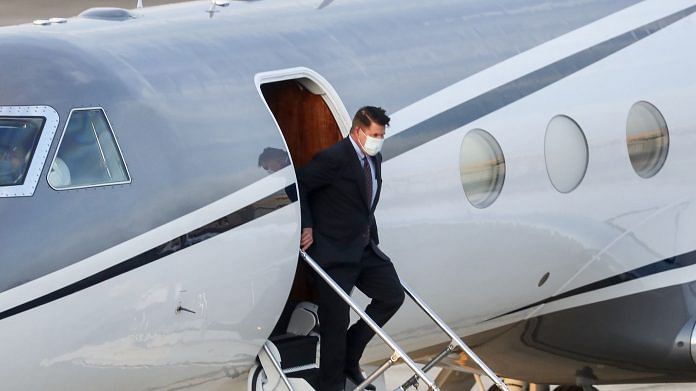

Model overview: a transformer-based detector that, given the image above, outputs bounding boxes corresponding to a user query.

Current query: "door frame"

[254,67,352,138]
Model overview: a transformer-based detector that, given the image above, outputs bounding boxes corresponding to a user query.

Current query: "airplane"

[1,0,695,390]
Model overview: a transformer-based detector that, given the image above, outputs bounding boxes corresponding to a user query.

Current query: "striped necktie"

[362,156,373,245]
[363,156,372,208]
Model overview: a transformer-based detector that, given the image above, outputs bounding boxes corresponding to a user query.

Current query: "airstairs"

[250,250,510,391]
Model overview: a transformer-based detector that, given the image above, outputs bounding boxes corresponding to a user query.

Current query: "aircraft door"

[255,68,351,324]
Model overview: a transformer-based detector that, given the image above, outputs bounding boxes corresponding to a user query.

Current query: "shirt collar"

[348,135,367,161]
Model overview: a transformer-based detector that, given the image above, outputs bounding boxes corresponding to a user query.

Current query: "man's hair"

[352,106,390,132]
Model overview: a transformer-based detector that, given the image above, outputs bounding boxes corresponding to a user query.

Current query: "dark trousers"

[315,246,405,391]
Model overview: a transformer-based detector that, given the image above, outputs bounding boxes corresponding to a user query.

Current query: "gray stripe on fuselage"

[382,4,696,160]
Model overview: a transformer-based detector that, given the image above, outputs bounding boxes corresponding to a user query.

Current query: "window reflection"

[258,147,291,174]
[146,188,293,259]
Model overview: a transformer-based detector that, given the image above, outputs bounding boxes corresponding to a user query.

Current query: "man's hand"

[300,228,314,251]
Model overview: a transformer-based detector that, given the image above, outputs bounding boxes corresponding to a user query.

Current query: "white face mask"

[359,128,384,156]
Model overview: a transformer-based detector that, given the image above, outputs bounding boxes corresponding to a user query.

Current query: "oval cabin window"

[545,115,588,193]
[626,101,669,178]
[459,129,505,208]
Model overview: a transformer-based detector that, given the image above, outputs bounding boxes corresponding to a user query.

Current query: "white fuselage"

[1,0,695,389]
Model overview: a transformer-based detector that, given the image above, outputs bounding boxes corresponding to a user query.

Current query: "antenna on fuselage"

[206,0,230,18]
[317,0,335,9]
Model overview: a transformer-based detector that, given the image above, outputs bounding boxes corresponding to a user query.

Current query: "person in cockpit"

[0,146,27,186]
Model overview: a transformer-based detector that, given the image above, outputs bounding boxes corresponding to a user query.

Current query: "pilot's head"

[0,146,27,185]
[258,147,290,173]
[350,106,390,157]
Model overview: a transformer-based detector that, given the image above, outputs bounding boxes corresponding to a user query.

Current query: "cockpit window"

[0,117,44,187]
[48,108,130,190]
[0,106,60,198]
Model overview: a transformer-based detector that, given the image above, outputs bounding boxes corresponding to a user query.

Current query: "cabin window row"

[459,101,670,208]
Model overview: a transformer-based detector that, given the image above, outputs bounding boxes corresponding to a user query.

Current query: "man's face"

[356,122,386,146]
[364,122,386,139]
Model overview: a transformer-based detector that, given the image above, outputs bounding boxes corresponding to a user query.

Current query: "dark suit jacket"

[298,137,390,267]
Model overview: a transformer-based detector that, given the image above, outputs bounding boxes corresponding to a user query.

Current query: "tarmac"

[383,364,696,391]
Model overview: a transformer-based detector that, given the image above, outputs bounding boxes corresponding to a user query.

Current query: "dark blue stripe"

[382,5,696,161]
[491,249,696,320]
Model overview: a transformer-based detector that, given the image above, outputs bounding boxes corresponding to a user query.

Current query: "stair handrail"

[299,249,439,391]
[400,281,510,391]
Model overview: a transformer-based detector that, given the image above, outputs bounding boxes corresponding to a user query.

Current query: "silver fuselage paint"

[4,0,696,389]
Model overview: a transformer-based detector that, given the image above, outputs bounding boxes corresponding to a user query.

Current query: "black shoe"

[344,366,375,391]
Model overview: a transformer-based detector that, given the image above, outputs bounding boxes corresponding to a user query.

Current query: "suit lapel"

[342,137,371,209]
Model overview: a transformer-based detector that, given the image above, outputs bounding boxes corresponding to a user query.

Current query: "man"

[298,106,405,391]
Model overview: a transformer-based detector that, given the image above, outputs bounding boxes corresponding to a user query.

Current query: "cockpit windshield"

[0,117,45,187]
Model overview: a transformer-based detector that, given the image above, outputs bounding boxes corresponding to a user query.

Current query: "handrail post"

[401,281,509,391]
[262,342,295,391]
[354,353,399,391]
[299,250,439,391]
[399,344,455,390]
